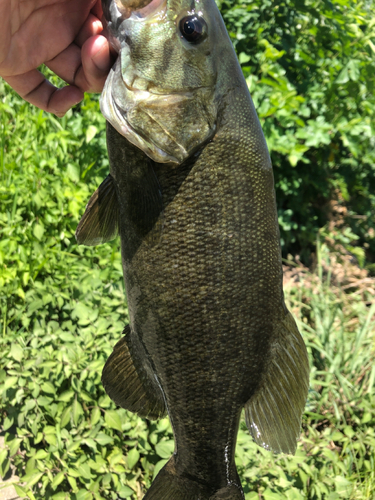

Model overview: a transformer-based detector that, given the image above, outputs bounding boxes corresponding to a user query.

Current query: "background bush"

[220,0,375,264]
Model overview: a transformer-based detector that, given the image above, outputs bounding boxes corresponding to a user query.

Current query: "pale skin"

[0,0,113,116]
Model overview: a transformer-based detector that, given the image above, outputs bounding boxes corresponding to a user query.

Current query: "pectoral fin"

[75,174,119,246]
[244,313,309,454]
[102,325,166,420]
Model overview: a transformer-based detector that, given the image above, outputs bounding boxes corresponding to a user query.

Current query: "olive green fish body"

[76,0,309,497]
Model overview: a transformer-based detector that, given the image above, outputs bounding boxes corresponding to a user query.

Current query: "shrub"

[220,0,375,264]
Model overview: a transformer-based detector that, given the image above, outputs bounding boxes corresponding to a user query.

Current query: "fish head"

[101,0,226,164]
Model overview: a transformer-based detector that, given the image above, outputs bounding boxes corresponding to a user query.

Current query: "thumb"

[79,35,113,93]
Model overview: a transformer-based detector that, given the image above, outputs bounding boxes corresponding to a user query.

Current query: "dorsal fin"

[75,174,119,246]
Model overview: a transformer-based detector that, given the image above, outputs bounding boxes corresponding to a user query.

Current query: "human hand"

[0,0,113,116]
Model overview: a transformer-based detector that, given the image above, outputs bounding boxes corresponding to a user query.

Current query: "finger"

[45,13,110,92]
[46,34,111,94]
[3,71,83,117]
[46,43,82,85]
[79,35,113,93]
[91,0,104,20]
[74,13,103,48]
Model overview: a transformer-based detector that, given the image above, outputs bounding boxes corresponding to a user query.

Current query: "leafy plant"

[219,0,375,264]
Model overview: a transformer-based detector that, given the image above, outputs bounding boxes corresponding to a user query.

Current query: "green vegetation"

[1,0,375,496]
[220,0,375,264]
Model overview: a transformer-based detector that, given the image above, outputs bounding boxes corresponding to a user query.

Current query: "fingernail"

[93,20,103,33]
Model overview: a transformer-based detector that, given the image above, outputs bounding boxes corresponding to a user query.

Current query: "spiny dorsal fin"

[102,325,166,421]
[75,174,119,246]
[244,312,309,455]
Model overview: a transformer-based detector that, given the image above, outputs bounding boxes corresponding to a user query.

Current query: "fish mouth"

[104,0,168,38]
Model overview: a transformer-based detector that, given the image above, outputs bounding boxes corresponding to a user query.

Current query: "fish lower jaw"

[100,80,184,164]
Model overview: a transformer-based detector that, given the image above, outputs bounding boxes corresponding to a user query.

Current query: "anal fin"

[102,325,166,420]
[245,312,309,455]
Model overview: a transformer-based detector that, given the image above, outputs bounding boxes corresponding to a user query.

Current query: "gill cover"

[100,0,218,164]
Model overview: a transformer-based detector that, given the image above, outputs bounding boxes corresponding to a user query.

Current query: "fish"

[75,0,310,497]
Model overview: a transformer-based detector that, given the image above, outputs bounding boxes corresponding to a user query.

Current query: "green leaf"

[67,468,80,478]
[2,376,18,392]
[152,459,168,480]
[336,65,349,84]
[239,52,251,64]
[117,485,135,498]
[104,410,122,431]
[41,381,56,394]
[343,426,355,438]
[83,438,97,450]
[37,396,53,406]
[72,399,83,426]
[51,493,69,500]
[245,493,259,500]
[9,438,22,457]
[0,458,10,479]
[334,476,353,496]
[126,447,140,470]
[285,487,305,500]
[3,416,14,431]
[33,223,45,241]
[77,463,92,480]
[60,406,71,428]
[35,450,49,460]
[90,407,101,426]
[95,433,114,446]
[0,448,8,467]
[155,440,174,459]
[14,485,28,497]
[24,471,44,488]
[51,471,65,490]
[76,490,93,500]
[86,125,98,143]
[72,303,97,325]
[67,475,78,492]
[263,489,284,500]
[10,343,24,362]
[58,390,75,402]
[67,163,80,183]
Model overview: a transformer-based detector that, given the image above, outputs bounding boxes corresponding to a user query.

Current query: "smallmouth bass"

[76,0,310,497]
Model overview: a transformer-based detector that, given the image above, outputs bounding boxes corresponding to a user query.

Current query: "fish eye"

[179,15,207,44]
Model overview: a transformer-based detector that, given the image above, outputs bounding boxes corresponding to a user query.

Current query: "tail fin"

[143,457,244,500]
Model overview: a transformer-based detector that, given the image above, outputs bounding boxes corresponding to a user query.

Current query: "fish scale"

[76,0,310,497]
